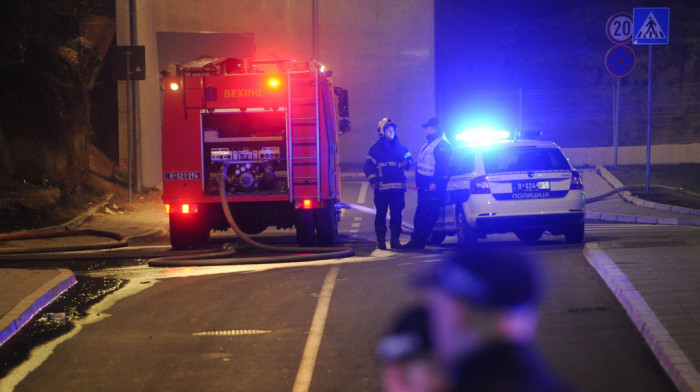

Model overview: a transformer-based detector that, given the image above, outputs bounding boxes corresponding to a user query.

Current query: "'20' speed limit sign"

[607,13,633,44]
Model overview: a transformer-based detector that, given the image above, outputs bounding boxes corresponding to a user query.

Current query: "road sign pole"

[646,45,652,193]
[606,12,633,169]
[126,49,133,203]
[613,78,620,167]
[633,7,669,193]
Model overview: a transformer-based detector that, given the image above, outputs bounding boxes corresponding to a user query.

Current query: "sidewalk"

[1,169,700,391]
[581,167,700,392]
[0,194,168,347]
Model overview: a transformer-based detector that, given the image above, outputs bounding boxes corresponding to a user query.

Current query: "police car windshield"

[482,146,570,174]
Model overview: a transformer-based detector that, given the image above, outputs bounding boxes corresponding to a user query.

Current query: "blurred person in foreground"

[376,306,450,392]
[417,247,577,392]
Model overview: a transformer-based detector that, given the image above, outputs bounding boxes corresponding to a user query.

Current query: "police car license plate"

[512,180,551,199]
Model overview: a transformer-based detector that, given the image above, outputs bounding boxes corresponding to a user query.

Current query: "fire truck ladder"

[288,70,321,202]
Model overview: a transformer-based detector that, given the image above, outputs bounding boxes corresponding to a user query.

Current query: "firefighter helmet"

[377,118,396,137]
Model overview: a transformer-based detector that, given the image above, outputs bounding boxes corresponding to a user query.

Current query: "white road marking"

[293,266,340,392]
[358,182,369,205]
[351,217,362,233]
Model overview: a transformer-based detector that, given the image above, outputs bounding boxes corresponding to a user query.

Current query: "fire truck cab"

[161,58,349,249]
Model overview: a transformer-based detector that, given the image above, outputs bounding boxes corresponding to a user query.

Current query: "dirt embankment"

[0,144,154,233]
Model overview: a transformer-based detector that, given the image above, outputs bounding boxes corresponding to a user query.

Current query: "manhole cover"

[193,329,271,336]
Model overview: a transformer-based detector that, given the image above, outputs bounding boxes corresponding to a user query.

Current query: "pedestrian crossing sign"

[633,8,669,45]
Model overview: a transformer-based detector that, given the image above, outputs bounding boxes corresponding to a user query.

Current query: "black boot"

[401,240,425,250]
[376,226,388,250]
[389,226,402,250]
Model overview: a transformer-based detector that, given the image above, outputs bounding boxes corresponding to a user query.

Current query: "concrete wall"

[116,1,699,189]
[118,0,434,189]
[136,1,162,190]
[316,0,435,167]
[563,143,700,168]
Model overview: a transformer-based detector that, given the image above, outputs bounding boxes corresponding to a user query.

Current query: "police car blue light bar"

[455,126,512,145]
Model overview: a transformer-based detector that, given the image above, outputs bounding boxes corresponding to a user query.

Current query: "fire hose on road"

[147,166,356,266]
[1,182,697,262]
[0,229,127,256]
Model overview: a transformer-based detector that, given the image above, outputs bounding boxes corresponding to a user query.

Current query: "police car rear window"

[482,146,570,173]
[449,147,476,175]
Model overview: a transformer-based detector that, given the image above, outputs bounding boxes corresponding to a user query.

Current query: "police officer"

[403,118,451,250]
[364,118,413,250]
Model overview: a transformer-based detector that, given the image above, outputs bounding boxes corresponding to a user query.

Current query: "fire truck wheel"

[316,203,338,244]
[295,209,316,245]
[169,214,211,250]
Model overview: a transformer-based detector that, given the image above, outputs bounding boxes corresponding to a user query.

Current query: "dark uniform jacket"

[451,342,576,392]
[364,137,413,192]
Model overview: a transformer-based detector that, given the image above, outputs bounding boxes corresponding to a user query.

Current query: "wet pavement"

[1,167,700,391]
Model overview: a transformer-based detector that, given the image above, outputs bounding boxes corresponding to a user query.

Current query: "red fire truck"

[161,58,349,249]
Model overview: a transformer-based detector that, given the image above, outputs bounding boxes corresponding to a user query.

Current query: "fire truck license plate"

[164,171,201,181]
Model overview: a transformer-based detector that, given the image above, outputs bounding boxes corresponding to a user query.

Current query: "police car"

[431,129,585,245]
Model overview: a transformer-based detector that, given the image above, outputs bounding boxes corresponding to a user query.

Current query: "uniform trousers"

[410,188,443,245]
[373,190,405,241]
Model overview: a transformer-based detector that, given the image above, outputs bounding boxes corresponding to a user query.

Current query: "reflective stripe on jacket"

[363,137,413,192]
[417,135,448,177]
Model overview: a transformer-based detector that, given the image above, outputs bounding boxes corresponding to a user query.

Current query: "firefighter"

[403,118,452,250]
[364,118,413,250]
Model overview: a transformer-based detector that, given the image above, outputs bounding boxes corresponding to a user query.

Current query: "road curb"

[0,269,77,347]
[597,166,700,216]
[583,243,700,392]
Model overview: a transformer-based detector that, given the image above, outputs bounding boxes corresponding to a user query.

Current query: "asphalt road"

[4,179,684,391]
[9,242,676,391]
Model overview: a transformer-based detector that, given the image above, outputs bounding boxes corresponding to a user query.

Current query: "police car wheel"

[456,207,477,247]
[564,222,585,243]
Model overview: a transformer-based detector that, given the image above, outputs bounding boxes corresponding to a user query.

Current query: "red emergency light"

[267,77,280,88]
[298,199,317,209]
[165,203,199,214]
